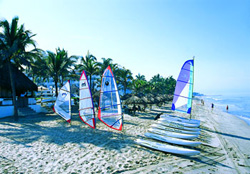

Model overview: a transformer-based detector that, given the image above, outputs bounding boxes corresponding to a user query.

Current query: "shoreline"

[0,102,250,173]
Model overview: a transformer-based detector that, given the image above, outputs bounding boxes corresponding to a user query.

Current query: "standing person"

[211,103,214,110]
[226,105,229,112]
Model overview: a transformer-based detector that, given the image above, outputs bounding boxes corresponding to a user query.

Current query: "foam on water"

[200,93,250,126]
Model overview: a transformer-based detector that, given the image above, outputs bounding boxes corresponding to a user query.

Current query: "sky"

[0,0,250,95]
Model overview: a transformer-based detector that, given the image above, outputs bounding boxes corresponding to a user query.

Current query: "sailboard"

[158,117,199,128]
[161,114,200,124]
[53,80,71,123]
[135,139,200,156]
[79,70,95,129]
[151,123,200,135]
[157,120,200,131]
[172,59,194,114]
[98,65,123,131]
[148,128,198,140]
[145,132,201,147]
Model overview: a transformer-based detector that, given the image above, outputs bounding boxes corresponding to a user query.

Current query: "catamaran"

[79,70,96,129]
[98,65,123,131]
[53,80,71,123]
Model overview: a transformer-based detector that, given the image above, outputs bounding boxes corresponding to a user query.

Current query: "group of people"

[201,99,229,112]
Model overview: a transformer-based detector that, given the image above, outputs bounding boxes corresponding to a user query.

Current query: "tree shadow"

[201,127,250,141]
[0,112,136,151]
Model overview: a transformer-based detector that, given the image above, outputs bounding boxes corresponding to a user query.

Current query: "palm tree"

[45,48,77,96]
[97,58,118,77]
[0,16,37,121]
[77,50,98,92]
[135,73,146,81]
[25,49,47,83]
[116,67,133,95]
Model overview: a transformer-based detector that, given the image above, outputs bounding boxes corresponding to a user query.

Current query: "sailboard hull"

[159,116,200,127]
[148,127,198,140]
[158,118,199,128]
[161,114,200,124]
[157,120,200,131]
[145,132,201,147]
[151,123,200,135]
[135,139,200,156]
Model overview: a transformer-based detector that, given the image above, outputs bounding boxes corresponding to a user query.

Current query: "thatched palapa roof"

[0,64,37,96]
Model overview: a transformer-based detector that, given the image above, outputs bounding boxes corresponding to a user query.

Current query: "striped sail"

[79,70,95,129]
[172,60,194,114]
[53,80,71,123]
[98,65,123,131]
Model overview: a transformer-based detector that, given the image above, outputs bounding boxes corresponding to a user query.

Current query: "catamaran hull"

[135,139,200,156]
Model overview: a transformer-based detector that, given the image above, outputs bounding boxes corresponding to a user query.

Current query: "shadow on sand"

[201,127,250,141]
[0,112,136,151]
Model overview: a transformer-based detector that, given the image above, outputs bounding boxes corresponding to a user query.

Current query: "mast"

[190,56,195,119]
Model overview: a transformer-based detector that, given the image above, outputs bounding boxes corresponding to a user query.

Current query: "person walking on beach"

[201,99,204,106]
[211,103,214,110]
[226,105,229,112]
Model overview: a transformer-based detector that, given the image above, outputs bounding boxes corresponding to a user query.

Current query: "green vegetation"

[1,16,176,120]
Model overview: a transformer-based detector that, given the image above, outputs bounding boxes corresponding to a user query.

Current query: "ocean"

[200,93,250,126]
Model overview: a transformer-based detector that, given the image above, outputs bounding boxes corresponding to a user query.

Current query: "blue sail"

[172,60,194,114]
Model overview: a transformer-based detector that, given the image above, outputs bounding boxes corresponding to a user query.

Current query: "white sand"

[0,101,250,173]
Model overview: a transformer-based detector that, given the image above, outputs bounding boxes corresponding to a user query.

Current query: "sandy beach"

[1,101,250,174]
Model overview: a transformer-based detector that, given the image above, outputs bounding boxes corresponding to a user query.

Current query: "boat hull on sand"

[135,139,200,156]
[151,123,200,135]
[145,132,201,147]
[157,120,200,132]
[148,128,198,140]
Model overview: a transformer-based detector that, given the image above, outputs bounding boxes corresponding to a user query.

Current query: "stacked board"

[135,114,201,156]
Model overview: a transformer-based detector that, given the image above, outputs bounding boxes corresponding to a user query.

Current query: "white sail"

[79,70,95,129]
[53,80,71,123]
[98,65,123,131]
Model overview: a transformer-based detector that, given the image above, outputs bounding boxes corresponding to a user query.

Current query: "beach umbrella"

[124,95,144,115]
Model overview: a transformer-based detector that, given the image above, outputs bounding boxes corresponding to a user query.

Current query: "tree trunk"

[90,75,92,92]
[55,81,58,97]
[123,85,127,95]
[8,62,18,121]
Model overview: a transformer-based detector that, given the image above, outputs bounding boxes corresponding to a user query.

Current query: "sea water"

[200,93,250,126]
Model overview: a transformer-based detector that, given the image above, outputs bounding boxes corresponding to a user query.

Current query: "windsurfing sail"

[53,80,71,123]
[172,59,194,114]
[98,65,123,131]
[79,70,95,129]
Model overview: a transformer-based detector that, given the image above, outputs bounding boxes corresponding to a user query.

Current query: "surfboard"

[135,139,200,156]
